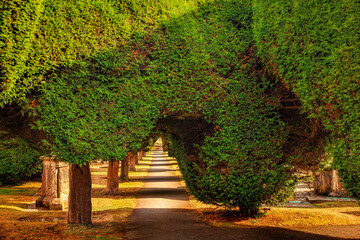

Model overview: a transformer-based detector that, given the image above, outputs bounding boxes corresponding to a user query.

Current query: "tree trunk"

[138,151,143,161]
[135,152,139,164]
[68,163,92,224]
[105,160,119,195]
[120,156,129,181]
[130,153,136,171]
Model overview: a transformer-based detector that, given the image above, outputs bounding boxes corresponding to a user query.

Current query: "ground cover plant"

[0,136,41,185]
[1,0,359,221]
[0,108,44,186]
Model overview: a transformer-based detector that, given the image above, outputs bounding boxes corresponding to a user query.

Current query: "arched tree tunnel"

[157,116,213,156]
[151,85,329,217]
[1,0,358,225]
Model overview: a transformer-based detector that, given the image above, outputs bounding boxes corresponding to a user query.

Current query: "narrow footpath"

[124,143,356,240]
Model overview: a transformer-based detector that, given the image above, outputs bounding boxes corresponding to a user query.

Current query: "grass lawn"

[0,159,151,240]
[190,196,360,228]
[3,153,360,238]
[167,161,360,228]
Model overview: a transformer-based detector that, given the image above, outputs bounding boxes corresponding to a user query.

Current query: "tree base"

[105,160,119,195]
[68,163,92,224]
[120,156,129,181]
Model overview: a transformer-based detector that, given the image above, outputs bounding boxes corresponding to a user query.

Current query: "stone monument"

[36,156,69,210]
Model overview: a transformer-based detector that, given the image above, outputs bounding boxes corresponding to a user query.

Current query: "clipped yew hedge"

[252,0,360,198]
[1,0,359,215]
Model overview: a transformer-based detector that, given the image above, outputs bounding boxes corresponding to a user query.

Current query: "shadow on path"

[126,207,345,240]
[125,143,359,240]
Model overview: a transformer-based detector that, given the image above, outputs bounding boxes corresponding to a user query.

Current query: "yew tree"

[252,0,360,197]
[1,0,359,223]
[35,51,158,223]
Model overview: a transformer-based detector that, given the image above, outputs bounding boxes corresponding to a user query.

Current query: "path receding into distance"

[125,142,360,240]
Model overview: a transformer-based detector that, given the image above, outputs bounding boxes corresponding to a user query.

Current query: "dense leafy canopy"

[252,0,360,197]
[1,0,359,213]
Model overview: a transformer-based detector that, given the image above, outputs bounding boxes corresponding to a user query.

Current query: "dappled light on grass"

[313,202,360,208]
[0,203,67,239]
[118,181,143,189]
[91,162,144,212]
[92,197,136,211]
[92,181,143,189]
[0,194,134,239]
[0,160,150,239]
[0,182,40,196]
[91,161,150,178]
[240,208,360,227]
[136,165,151,171]
[0,181,41,211]
[129,171,148,177]
[139,160,152,165]
[0,205,24,211]
[0,195,36,209]
[90,171,107,176]
[191,196,360,227]
[91,183,106,188]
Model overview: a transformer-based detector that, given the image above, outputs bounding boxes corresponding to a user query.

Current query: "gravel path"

[124,143,360,240]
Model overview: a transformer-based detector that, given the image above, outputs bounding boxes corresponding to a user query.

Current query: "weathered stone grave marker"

[36,156,69,210]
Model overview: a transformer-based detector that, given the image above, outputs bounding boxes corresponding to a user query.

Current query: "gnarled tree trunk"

[68,163,92,224]
[130,153,136,171]
[105,160,119,195]
[120,156,129,181]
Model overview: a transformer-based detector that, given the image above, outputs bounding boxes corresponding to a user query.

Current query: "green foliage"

[2,0,359,215]
[331,140,360,199]
[197,90,295,214]
[168,68,296,214]
[31,0,205,165]
[1,0,201,107]
[0,133,42,185]
[142,138,156,152]
[161,134,171,152]
[252,0,360,198]
[35,50,159,164]
[0,0,43,106]
[157,1,295,215]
